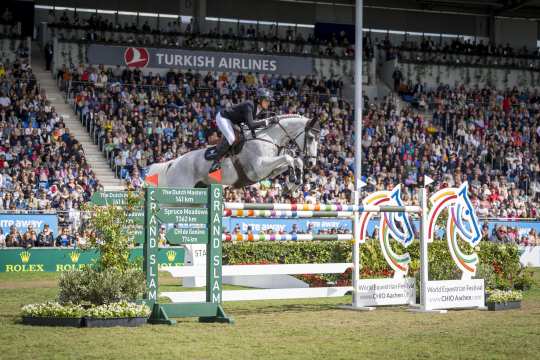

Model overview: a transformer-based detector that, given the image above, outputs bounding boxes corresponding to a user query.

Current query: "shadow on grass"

[225,300,348,316]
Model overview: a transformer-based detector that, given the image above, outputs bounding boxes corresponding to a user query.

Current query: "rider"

[209,88,273,173]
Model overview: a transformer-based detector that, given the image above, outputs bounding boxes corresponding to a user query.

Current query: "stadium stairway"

[31,45,123,189]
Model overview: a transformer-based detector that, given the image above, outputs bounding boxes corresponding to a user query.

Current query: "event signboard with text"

[0,213,58,237]
[87,44,314,75]
[423,183,485,310]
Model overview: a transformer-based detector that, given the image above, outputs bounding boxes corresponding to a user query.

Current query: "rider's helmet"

[257,88,273,102]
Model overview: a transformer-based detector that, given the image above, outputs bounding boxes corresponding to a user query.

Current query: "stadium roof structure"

[305,0,540,19]
[39,0,540,19]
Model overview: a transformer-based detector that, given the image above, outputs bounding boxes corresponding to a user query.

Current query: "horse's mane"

[244,114,309,137]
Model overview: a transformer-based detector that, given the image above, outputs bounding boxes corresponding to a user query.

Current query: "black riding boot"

[209,139,231,173]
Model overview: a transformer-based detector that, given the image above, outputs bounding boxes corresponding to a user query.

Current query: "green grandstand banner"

[0,247,185,272]
[87,44,314,75]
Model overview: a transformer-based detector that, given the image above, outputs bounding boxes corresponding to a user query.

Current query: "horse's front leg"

[259,154,296,180]
[293,158,304,185]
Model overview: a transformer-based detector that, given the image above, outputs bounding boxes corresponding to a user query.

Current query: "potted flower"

[84,301,151,328]
[21,302,85,327]
[486,289,523,311]
[19,192,149,328]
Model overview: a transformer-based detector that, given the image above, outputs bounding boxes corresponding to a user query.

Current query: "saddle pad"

[204,135,246,161]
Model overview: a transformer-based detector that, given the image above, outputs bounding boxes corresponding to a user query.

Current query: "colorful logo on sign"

[69,251,81,263]
[20,251,31,263]
[359,185,415,277]
[166,250,177,263]
[124,47,149,68]
[428,182,481,278]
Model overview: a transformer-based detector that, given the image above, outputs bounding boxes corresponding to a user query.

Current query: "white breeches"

[216,112,236,145]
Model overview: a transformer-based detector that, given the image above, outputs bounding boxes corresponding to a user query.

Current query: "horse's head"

[271,115,319,168]
[452,182,481,246]
[385,185,415,246]
[359,184,414,276]
[427,181,481,277]
[304,117,320,169]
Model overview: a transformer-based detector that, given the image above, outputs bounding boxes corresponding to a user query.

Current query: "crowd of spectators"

[379,36,540,71]
[64,63,344,184]
[482,222,539,246]
[367,82,540,219]
[60,58,540,222]
[3,12,540,248]
[48,11,374,59]
[0,223,90,248]
[0,58,102,247]
[380,36,540,58]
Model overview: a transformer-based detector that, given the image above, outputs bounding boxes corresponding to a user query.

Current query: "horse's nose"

[308,158,317,168]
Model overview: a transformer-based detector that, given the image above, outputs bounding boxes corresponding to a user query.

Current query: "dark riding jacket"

[221,100,269,137]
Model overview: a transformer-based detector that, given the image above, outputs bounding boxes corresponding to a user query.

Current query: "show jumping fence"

[101,180,484,319]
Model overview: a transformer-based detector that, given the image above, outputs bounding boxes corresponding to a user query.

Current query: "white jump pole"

[339,0,374,312]
[419,184,429,309]
[352,190,361,308]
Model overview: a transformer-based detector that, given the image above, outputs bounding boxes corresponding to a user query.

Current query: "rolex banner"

[0,247,185,272]
[87,44,314,75]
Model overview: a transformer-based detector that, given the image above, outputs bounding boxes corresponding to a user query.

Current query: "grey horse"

[146,114,319,190]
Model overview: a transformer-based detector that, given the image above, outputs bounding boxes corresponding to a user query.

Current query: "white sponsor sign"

[182,244,207,287]
[356,278,416,306]
[519,246,540,267]
[426,279,484,310]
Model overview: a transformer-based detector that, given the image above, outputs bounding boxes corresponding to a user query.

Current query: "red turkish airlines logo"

[124,47,149,68]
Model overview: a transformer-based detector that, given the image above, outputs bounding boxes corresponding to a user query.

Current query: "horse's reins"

[249,117,318,160]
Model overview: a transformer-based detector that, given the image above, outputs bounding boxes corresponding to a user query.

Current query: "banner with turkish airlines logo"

[87,44,313,75]
[123,47,150,68]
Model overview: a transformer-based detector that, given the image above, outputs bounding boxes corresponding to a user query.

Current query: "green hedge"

[223,240,533,291]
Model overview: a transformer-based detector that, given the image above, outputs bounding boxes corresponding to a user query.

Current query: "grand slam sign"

[87,44,313,75]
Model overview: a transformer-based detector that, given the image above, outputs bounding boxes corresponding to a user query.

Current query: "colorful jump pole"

[224,203,421,213]
[222,233,354,242]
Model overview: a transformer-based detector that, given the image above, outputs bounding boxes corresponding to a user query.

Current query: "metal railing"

[385,48,540,72]
[51,25,373,61]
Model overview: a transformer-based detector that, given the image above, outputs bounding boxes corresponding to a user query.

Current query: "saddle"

[204,127,246,161]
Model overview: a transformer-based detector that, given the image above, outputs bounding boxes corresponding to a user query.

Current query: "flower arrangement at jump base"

[486,289,523,311]
[20,192,150,327]
[21,301,150,327]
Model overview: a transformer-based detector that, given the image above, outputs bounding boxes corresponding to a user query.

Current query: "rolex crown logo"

[69,251,81,263]
[20,251,31,263]
[166,250,176,263]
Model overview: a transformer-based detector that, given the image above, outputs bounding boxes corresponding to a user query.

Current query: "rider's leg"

[209,136,230,172]
[210,114,235,173]
[216,113,236,145]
